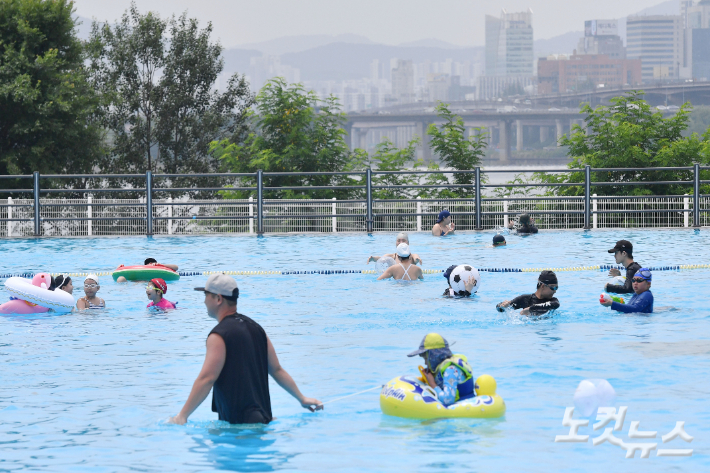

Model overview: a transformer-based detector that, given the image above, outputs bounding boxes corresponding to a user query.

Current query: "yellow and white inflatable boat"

[380,373,506,419]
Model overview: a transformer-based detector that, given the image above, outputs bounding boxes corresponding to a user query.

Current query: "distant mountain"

[534,31,584,58]
[234,34,374,56]
[74,15,95,40]
[633,0,679,17]
[279,43,483,81]
[222,48,263,74]
[398,38,466,49]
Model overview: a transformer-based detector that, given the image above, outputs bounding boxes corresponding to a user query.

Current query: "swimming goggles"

[631,278,647,283]
[542,282,558,291]
[84,283,98,289]
[146,284,163,294]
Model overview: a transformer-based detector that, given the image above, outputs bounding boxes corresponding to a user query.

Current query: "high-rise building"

[626,15,683,82]
[485,9,533,77]
[391,60,415,104]
[577,20,625,59]
[682,0,710,79]
[537,54,642,94]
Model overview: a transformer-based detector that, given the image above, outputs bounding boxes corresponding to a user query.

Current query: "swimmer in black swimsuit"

[508,214,538,234]
[496,270,559,316]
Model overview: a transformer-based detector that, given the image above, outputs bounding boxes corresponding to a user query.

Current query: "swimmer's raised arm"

[266,336,322,411]
[168,333,227,425]
[367,256,380,264]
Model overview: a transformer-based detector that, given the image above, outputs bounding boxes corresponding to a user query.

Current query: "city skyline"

[72,0,675,48]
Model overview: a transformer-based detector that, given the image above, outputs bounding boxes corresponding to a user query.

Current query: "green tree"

[365,138,420,200]
[87,2,253,178]
[0,0,103,182]
[427,102,487,197]
[213,78,357,199]
[533,91,710,196]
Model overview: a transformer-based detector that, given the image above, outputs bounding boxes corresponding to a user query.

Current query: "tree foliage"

[213,78,358,199]
[87,2,253,180]
[427,102,487,197]
[0,0,103,182]
[532,92,710,196]
[364,137,421,200]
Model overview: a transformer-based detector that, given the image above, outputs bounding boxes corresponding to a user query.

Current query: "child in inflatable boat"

[408,333,474,406]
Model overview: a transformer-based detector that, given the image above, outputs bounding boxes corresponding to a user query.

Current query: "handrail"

[1,165,707,236]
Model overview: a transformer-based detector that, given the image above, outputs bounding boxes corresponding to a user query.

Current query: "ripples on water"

[1,229,708,472]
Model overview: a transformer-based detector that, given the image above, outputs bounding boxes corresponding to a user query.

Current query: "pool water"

[1,229,709,472]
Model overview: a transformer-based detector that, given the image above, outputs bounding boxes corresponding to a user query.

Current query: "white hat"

[396,243,411,258]
[84,274,99,284]
[194,273,239,300]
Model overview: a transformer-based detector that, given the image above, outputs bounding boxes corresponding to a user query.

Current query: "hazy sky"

[72,0,669,47]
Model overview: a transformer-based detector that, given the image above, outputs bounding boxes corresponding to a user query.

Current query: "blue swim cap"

[635,268,652,281]
[437,209,451,223]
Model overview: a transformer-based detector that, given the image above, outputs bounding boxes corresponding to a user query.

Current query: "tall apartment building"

[577,20,625,59]
[391,60,415,104]
[485,9,534,76]
[481,9,534,99]
[626,15,683,82]
[683,0,710,79]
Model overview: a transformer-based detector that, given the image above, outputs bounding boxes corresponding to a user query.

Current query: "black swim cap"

[538,270,558,285]
[493,234,506,244]
[443,265,457,284]
[145,258,157,265]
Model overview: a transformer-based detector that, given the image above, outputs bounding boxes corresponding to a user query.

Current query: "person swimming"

[496,270,559,316]
[116,258,179,283]
[508,214,538,234]
[77,274,105,310]
[432,210,455,237]
[377,243,423,281]
[492,234,506,247]
[146,278,177,310]
[367,232,423,265]
[600,268,653,314]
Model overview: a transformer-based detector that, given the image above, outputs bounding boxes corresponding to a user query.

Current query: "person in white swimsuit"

[377,243,423,281]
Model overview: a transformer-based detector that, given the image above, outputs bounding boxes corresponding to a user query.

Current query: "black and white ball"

[450,264,481,295]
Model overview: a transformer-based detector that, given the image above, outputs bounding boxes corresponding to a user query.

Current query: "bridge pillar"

[540,126,549,144]
[555,119,564,147]
[516,120,524,151]
[499,120,511,163]
[415,120,433,163]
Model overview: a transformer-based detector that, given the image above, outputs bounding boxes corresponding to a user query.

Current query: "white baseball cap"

[194,273,239,300]
[396,243,411,258]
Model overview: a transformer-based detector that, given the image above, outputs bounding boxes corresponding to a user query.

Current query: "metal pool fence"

[0,166,708,237]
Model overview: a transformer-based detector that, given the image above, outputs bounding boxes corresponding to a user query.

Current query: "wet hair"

[518,214,531,225]
[144,258,158,265]
[396,232,409,243]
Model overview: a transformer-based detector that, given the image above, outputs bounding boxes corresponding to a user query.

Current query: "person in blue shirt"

[408,333,475,406]
[600,267,653,314]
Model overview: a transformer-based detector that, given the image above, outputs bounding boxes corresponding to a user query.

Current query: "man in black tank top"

[168,274,322,425]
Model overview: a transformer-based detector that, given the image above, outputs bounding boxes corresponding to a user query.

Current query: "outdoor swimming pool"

[1,229,708,472]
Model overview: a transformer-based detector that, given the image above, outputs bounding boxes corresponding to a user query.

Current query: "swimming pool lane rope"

[0,264,708,280]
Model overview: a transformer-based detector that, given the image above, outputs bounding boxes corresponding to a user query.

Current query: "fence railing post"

[592,193,598,229]
[7,197,12,237]
[416,196,422,232]
[257,170,264,234]
[694,163,700,228]
[366,168,373,233]
[87,194,92,236]
[503,199,508,228]
[474,167,482,230]
[167,196,173,235]
[332,197,337,232]
[33,171,40,236]
[684,193,689,228]
[584,165,591,229]
[248,196,254,234]
[146,171,153,235]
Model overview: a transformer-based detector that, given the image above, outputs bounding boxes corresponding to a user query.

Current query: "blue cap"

[635,268,652,281]
[437,209,451,223]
